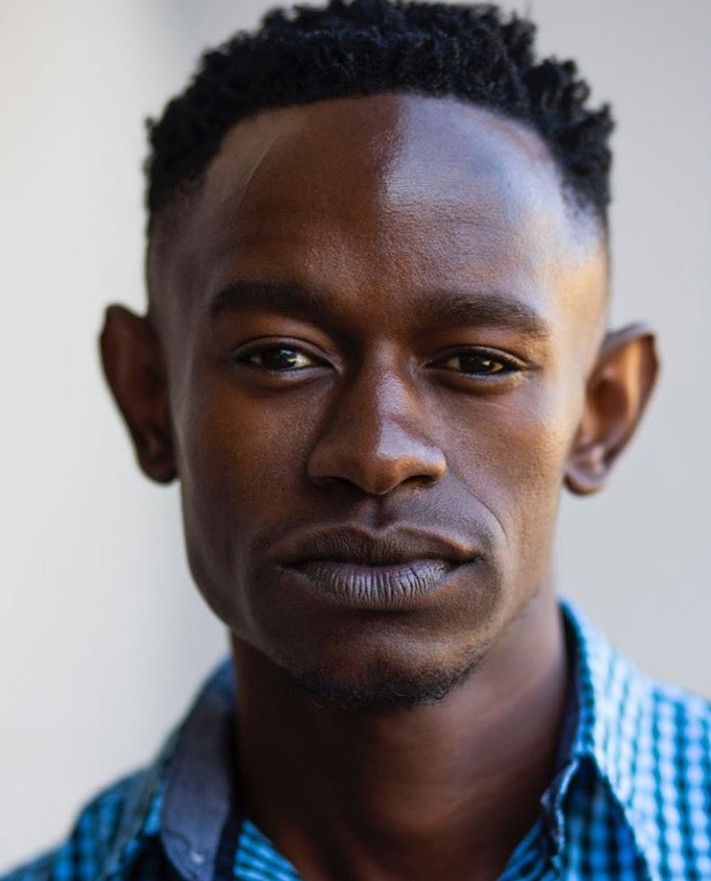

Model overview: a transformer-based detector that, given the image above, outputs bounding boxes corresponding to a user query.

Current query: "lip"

[274,525,481,609]
[276,525,479,567]
[282,558,461,607]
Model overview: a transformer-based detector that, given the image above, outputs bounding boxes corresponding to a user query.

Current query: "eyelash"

[233,343,525,379]
[234,344,326,373]
[429,348,524,377]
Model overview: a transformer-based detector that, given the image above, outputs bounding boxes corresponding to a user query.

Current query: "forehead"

[150,93,605,334]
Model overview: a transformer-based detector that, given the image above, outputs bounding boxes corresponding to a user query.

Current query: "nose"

[306,360,447,496]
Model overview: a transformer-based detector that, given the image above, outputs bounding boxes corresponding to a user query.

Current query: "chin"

[277,641,491,711]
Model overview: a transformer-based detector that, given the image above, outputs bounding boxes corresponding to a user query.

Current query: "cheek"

[179,378,311,508]
[446,383,576,559]
[173,374,313,622]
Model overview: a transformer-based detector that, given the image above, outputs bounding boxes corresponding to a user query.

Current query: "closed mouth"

[281,557,468,607]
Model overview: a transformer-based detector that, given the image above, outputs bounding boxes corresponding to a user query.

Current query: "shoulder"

[0,667,221,881]
[648,674,711,723]
[562,600,710,867]
[628,660,711,781]
[0,768,157,881]
[592,639,711,878]
[563,597,711,756]
[643,676,711,790]
[624,677,711,879]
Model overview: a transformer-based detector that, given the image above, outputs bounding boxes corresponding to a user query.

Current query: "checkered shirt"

[2,600,710,880]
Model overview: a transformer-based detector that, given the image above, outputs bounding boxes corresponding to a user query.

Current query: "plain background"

[1,0,709,869]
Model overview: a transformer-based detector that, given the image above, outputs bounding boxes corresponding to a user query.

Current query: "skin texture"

[101,93,659,881]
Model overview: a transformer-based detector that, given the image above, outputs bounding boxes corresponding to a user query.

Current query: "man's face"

[138,94,611,705]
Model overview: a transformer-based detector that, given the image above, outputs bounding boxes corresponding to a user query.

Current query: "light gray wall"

[1,0,709,869]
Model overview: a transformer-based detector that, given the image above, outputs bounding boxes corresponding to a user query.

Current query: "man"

[5,1,710,879]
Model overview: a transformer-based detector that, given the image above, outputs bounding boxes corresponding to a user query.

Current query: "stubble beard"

[281,640,493,711]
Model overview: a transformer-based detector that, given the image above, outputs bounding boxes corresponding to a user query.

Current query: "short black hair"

[145,0,613,232]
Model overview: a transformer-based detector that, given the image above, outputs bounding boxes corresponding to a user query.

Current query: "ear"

[564,323,659,496]
[99,305,177,484]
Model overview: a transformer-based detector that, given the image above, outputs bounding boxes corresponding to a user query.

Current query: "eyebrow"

[209,280,550,339]
[211,280,336,325]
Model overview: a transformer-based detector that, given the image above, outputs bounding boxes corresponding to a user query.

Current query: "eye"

[236,344,321,372]
[431,349,523,377]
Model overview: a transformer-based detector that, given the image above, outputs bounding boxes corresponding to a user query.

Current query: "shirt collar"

[94,660,236,881]
[159,659,238,881]
[95,729,176,881]
[556,599,658,875]
[100,599,661,880]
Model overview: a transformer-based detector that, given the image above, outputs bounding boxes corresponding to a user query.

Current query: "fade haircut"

[144,0,613,242]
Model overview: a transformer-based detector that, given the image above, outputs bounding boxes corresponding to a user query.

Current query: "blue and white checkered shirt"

[3,601,710,880]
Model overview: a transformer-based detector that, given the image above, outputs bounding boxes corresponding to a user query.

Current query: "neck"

[231,587,568,881]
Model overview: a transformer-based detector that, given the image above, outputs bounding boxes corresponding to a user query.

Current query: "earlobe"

[565,323,659,496]
[99,304,177,484]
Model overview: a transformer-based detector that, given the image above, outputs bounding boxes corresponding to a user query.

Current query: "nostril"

[311,474,352,490]
[407,472,441,489]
